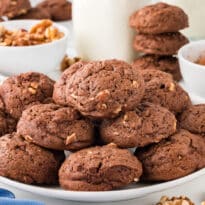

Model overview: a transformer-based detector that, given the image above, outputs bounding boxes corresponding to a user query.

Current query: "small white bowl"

[178,40,205,98]
[0,20,69,76]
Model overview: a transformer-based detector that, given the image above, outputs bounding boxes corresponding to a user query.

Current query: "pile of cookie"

[0,58,205,191]
[0,0,71,21]
[130,2,189,81]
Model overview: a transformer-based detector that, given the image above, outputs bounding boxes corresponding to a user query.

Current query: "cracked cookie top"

[59,143,142,191]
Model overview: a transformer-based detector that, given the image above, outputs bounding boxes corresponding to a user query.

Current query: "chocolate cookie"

[100,103,177,148]
[0,133,65,184]
[15,7,51,20]
[130,2,188,34]
[0,0,31,18]
[133,32,189,55]
[59,59,145,119]
[132,55,182,81]
[17,103,94,151]
[59,144,142,191]
[140,69,191,114]
[0,111,16,136]
[135,129,205,181]
[53,61,87,106]
[0,72,54,119]
[37,0,72,21]
[179,104,205,134]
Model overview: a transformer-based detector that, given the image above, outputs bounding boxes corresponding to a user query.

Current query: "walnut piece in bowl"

[0,19,69,75]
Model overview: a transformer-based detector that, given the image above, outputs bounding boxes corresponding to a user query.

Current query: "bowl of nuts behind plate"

[0,19,69,76]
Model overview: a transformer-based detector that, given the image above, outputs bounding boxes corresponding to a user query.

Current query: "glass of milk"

[73,0,150,62]
[154,0,205,40]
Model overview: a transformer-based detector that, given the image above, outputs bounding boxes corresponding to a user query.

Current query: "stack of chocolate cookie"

[0,60,205,191]
[0,0,72,21]
[130,2,189,81]
[52,60,203,190]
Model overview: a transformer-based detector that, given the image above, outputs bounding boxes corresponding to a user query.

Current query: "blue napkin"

[0,198,44,205]
[0,189,15,199]
[0,189,44,205]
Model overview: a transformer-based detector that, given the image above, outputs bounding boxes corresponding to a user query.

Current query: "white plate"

[0,67,204,202]
[0,168,205,202]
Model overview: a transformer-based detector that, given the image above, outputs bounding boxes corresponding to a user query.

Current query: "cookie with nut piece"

[135,129,205,181]
[100,103,177,148]
[0,132,65,185]
[15,7,51,20]
[17,103,95,151]
[0,110,16,136]
[133,32,189,56]
[56,59,145,119]
[139,69,191,114]
[59,143,142,191]
[130,2,189,34]
[132,55,182,81]
[53,61,88,106]
[0,72,55,119]
[0,0,31,19]
[37,0,72,21]
[179,104,205,134]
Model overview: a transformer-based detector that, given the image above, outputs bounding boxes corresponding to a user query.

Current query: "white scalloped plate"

[0,168,205,202]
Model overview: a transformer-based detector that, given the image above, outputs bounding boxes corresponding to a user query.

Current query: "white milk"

[157,0,205,40]
[73,0,150,62]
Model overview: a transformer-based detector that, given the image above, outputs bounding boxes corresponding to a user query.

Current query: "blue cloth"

[0,189,15,199]
[0,188,44,205]
[0,198,44,205]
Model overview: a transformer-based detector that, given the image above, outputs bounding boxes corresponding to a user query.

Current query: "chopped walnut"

[133,178,139,182]
[169,83,175,92]
[113,106,122,114]
[30,82,39,89]
[96,90,110,101]
[107,143,117,148]
[123,114,128,121]
[65,133,77,145]
[60,55,81,72]
[0,20,64,47]
[132,80,139,88]
[28,87,37,94]
[156,196,194,205]
[24,135,33,142]
[101,104,107,110]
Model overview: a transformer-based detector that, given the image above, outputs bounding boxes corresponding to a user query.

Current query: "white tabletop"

[1,174,205,205]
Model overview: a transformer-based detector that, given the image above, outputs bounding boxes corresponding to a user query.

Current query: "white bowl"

[178,40,205,98]
[0,20,69,76]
